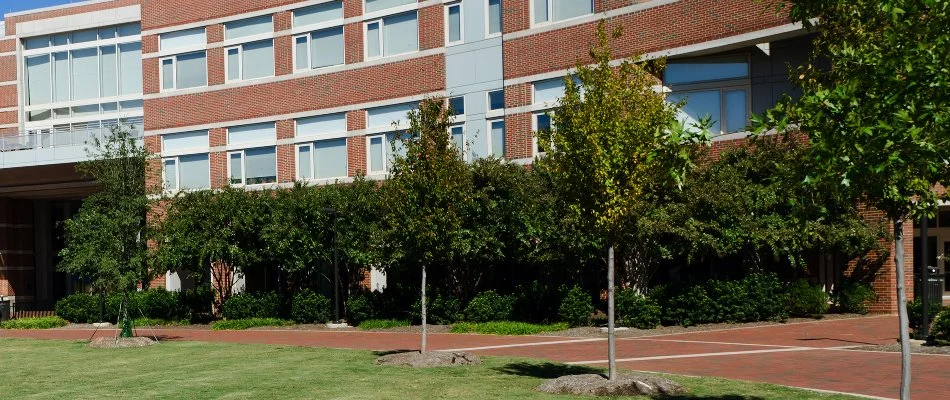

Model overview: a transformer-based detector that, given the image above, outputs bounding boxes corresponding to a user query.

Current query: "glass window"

[365,0,414,14]
[163,159,178,190]
[52,34,68,46]
[102,102,119,113]
[449,96,464,116]
[367,102,415,128]
[450,125,464,154]
[664,58,750,85]
[490,119,505,158]
[24,36,50,50]
[52,52,69,102]
[71,29,98,44]
[163,130,209,151]
[161,58,174,90]
[311,27,344,68]
[160,28,206,51]
[298,145,313,180]
[294,1,343,27]
[118,43,142,95]
[314,138,348,179]
[488,90,504,110]
[100,46,118,98]
[245,147,277,184]
[120,99,143,110]
[229,122,276,144]
[118,23,141,37]
[533,78,565,105]
[668,90,722,133]
[488,0,502,35]
[243,40,275,79]
[383,12,418,56]
[175,52,207,89]
[294,36,309,70]
[297,113,347,137]
[533,0,548,23]
[369,136,385,172]
[225,15,273,40]
[99,27,117,40]
[535,0,592,23]
[229,152,243,184]
[724,90,748,133]
[26,55,52,105]
[71,48,99,101]
[179,154,210,190]
[366,22,381,58]
[226,47,240,80]
[535,113,552,153]
[447,3,462,44]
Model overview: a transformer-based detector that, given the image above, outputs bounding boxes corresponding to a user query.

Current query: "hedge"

[55,289,191,324]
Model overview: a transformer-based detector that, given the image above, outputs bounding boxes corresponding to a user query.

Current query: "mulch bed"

[538,373,686,397]
[88,337,156,348]
[375,351,481,367]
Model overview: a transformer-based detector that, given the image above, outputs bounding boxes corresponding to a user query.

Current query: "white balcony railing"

[0,117,143,152]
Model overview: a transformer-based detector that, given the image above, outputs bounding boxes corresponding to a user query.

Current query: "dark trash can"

[917,267,944,307]
[0,298,10,322]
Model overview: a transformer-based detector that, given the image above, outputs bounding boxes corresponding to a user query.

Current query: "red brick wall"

[277,143,295,183]
[0,86,16,110]
[0,111,16,125]
[210,151,228,188]
[0,56,16,83]
[142,0,299,31]
[418,5,443,50]
[208,47,226,86]
[4,0,141,36]
[0,39,15,53]
[505,113,532,160]
[344,22,364,64]
[849,207,915,314]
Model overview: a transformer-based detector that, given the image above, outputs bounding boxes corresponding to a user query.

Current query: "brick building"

[0,0,928,313]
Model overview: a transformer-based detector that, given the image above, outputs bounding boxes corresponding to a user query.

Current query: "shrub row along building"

[0,0,932,314]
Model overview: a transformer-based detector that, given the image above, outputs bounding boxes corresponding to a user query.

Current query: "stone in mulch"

[375,351,481,367]
[88,337,157,349]
[538,373,686,397]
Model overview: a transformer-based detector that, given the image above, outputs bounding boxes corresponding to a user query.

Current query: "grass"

[0,338,860,399]
[0,316,69,329]
[451,321,570,335]
[210,318,293,330]
[133,317,190,327]
[358,319,411,330]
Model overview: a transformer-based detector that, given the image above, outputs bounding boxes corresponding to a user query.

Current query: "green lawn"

[0,338,857,399]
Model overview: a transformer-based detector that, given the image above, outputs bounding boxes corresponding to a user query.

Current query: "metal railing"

[8,300,56,320]
[0,118,143,153]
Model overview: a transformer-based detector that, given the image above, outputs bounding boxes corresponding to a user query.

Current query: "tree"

[534,23,708,380]
[383,97,473,352]
[759,2,950,398]
[59,124,152,337]
[152,188,267,314]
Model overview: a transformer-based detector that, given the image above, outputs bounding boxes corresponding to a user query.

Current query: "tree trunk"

[607,245,617,381]
[421,264,427,354]
[893,218,911,400]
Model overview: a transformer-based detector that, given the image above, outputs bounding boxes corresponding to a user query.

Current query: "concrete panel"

[16,5,141,37]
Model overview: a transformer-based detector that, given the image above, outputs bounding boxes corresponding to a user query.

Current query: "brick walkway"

[3,315,948,399]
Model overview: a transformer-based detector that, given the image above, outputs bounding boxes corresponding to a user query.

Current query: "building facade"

[0,0,922,313]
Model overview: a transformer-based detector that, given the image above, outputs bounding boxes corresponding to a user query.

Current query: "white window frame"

[162,154,211,192]
[532,110,554,156]
[363,12,418,60]
[224,40,274,83]
[295,140,350,181]
[445,1,464,46]
[487,117,506,159]
[486,89,505,113]
[159,51,207,92]
[227,147,278,187]
[366,134,390,174]
[292,28,346,72]
[485,0,502,38]
[449,123,467,161]
[228,150,246,186]
[531,0,594,27]
[448,95,465,117]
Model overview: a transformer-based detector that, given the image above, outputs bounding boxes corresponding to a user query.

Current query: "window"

[71,48,99,100]
[229,147,277,185]
[534,0,593,24]
[160,28,206,52]
[118,43,142,95]
[487,89,504,110]
[489,119,505,158]
[664,57,751,135]
[100,46,118,98]
[225,40,275,81]
[446,2,463,45]
[534,112,552,154]
[26,55,51,105]
[297,113,347,138]
[365,11,418,59]
[450,125,465,158]
[163,154,210,191]
[228,122,276,144]
[367,102,415,129]
[365,0,414,14]
[160,52,207,90]
[297,138,348,180]
[294,27,345,70]
[163,130,209,152]
[294,1,343,27]
[225,16,273,40]
[487,0,502,36]
[367,132,409,173]
[449,96,464,116]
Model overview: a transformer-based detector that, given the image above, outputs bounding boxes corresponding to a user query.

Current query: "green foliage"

[55,294,101,323]
[930,308,950,345]
[0,316,69,329]
[616,289,661,329]
[557,286,594,327]
[357,319,410,330]
[346,292,377,324]
[210,318,293,330]
[463,290,514,323]
[512,280,564,323]
[832,282,877,314]
[291,289,331,324]
[132,317,189,326]
[741,273,789,322]
[663,285,716,327]
[412,292,462,324]
[450,321,569,335]
[55,289,189,324]
[908,297,945,334]
[222,292,281,320]
[786,280,829,318]
[137,289,190,321]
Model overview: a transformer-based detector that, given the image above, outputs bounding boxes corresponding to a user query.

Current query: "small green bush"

[222,292,281,320]
[210,318,292,330]
[832,281,876,314]
[346,292,376,324]
[512,280,563,323]
[786,280,829,318]
[358,319,410,330]
[930,308,950,345]
[0,316,69,329]
[908,297,945,334]
[182,286,215,321]
[742,272,788,322]
[464,290,514,323]
[55,293,101,323]
[450,321,569,335]
[616,289,661,329]
[132,317,189,326]
[707,280,752,323]
[663,285,715,327]
[558,286,594,327]
[291,289,332,324]
[137,289,189,321]
[412,292,463,324]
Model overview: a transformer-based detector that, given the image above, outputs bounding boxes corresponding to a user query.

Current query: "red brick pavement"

[2,315,948,399]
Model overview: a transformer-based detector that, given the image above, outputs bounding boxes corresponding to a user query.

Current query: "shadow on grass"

[372,349,416,357]
[492,361,603,379]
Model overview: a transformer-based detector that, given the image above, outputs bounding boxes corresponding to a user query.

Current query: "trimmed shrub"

[137,289,189,321]
[616,289,661,329]
[512,280,563,323]
[908,297,945,334]
[412,292,463,325]
[222,292,281,320]
[346,292,377,324]
[742,272,788,322]
[663,285,715,327]
[55,293,101,323]
[210,318,292,330]
[132,317,189,326]
[464,290,514,323]
[832,281,876,314]
[358,319,410,330]
[450,321,570,335]
[558,286,594,327]
[0,316,69,329]
[787,280,829,318]
[930,308,950,345]
[182,286,215,321]
[291,289,332,324]
[707,280,752,323]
